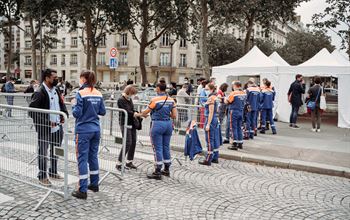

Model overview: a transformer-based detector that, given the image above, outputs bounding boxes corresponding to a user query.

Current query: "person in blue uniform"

[225,81,246,150]
[260,80,277,134]
[245,80,260,139]
[198,83,221,166]
[71,70,106,199]
[137,83,177,180]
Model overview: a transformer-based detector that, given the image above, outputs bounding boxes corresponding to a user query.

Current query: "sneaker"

[49,173,63,180]
[292,125,300,129]
[88,185,99,192]
[161,170,170,177]
[198,159,211,166]
[316,129,321,132]
[228,145,238,151]
[147,172,162,180]
[71,190,87,200]
[223,139,229,144]
[211,159,219,164]
[126,162,137,169]
[39,178,52,187]
[289,124,293,127]
[311,128,317,132]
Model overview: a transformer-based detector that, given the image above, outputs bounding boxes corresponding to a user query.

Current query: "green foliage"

[312,0,350,57]
[255,39,276,56]
[278,30,335,65]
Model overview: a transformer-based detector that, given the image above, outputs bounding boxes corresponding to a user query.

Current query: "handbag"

[133,116,143,130]
[307,87,321,111]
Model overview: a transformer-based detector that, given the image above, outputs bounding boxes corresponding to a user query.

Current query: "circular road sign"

[110,47,118,57]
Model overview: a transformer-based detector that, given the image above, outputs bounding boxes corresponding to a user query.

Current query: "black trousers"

[118,125,137,163]
[37,126,63,180]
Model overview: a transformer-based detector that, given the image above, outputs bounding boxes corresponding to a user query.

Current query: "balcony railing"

[119,61,128,66]
[71,44,78,48]
[159,62,171,67]
[24,62,32,66]
[117,42,128,48]
[61,62,65,66]
[70,61,78,65]
[50,61,57,65]
[179,63,187,68]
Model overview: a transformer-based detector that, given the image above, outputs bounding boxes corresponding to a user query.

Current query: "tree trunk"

[139,43,147,84]
[244,18,254,54]
[85,10,92,70]
[6,22,13,78]
[200,0,210,79]
[29,18,37,80]
[91,44,97,74]
[139,0,148,84]
[347,29,350,60]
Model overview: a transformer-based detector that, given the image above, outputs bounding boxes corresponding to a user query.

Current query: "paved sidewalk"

[174,113,350,177]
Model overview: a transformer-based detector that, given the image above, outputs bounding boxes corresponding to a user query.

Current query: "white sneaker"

[311,128,316,132]
[316,129,321,132]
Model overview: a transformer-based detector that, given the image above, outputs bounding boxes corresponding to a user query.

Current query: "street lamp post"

[169,38,176,83]
[38,0,43,74]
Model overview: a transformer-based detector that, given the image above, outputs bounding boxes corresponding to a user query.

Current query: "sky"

[295,0,347,56]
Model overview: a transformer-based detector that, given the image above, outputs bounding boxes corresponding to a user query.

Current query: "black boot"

[228,143,238,150]
[161,169,170,177]
[237,143,243,149]
[147,171,162,180]
[272,130,277,135]
[88,185,99,192]
[72,190,87,200]
[198,159,211,166]
[223,139,229,144]
[211,159,219,164]
[126,162,137,169]
[260,128,266,134]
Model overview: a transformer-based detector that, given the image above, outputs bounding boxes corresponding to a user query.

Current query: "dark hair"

[296,74,302,80]
[219,83,228,92]
[184,77,189,80]
[41,68,57,82]
[126,79,134,85]
[233,81,242,88]
[171,82,176,88]
[201,80,208,87]
[159,77,166,83]
[314,76,321,84]
[265,80,271,87]
[80,70,96,89]
[157,83,167,92]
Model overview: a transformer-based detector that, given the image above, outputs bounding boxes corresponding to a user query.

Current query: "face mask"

[52,79,58,87]
[205,90,211,96]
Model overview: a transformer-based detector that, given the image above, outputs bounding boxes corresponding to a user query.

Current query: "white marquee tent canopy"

[211,46,350,128]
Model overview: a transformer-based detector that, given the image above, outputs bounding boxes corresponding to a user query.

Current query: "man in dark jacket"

[29,69,68,186]
[288,74,305,129]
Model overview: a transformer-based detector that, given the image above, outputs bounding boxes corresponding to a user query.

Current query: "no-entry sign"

[110,47,118,57]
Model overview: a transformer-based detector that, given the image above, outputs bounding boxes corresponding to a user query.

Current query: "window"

[61,54,65,65]
[99,36,106,47]
[25,70,32,79]
[144,52,149,66]
[121,33,127,47]
[24,56,31,66]
[160,53,170,66]
[196,52,201,68]
[179,38,187,48]
[70,54,78,65]
[97,52,105,65]
[52,41,57,49]
[25,40,31,49]
[70,70,78,83]
[160,33,170,47]
[119,52,127,65]
[61,38,65,48]
[71,37,78,48]
[50,54,57,65]
[25,26,31,37]
[180,54,186,67]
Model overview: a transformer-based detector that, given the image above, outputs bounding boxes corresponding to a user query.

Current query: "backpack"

[1,84,6,92]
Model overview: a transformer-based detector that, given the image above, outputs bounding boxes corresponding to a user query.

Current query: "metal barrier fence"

[0,92,32,108]
[0,104,70,211]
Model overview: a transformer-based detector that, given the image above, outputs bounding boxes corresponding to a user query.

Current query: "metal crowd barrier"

[0,92,32,107]
[0,104,70,211]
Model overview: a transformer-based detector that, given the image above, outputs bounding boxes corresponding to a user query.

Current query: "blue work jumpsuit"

[245,86,260,139]
[72,84,106,193]
[227,90,247,144]
[260,88,276,133]
[148,94,176,172]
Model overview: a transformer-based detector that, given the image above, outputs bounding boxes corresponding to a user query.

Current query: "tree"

[255,39,276,56]
[107,0,189,84]
[208,32,244,67]
[278,30,335,65]
[312,0,350,59]
[185,0,215,79]
[0,0,21,78]
[63,0,129,74]
[20,0,64,80]
[221,0,305,53]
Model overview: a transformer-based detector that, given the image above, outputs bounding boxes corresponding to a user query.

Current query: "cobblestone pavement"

[1,153,350,220]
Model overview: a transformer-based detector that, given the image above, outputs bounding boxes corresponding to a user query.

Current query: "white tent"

[331,50,350,65]
[269,52,294,123]
[213,46,279,87]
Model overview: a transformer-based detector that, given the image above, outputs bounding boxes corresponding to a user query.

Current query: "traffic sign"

[109,57,118,69]
[110,47,118,57]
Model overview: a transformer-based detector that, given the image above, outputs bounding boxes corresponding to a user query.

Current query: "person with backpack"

[4,77,16,117]
[306,76,323,132]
